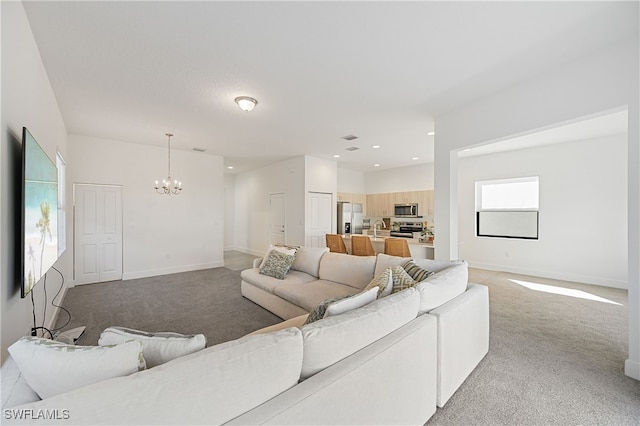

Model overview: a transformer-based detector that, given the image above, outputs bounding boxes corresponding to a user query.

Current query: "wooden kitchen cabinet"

[338,192,367,215]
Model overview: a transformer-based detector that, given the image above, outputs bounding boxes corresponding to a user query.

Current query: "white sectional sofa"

[241,247,490,407]
[1,246,489,425]
[3,289,438,425]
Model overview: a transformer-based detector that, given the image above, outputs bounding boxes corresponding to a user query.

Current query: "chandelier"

[154,133,182,195]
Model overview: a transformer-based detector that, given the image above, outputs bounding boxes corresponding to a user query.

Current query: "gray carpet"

[54,265,640,425]
[54,267,281,347]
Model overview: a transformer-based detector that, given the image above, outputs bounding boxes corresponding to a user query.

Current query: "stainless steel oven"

[390,222,422,238]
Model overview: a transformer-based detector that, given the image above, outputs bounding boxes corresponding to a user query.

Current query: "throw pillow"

[304,294,350,325]
[402,260,434,282]
[98,327,207,368]
[390,265,418,293]
[258,244,298,269]
[324,287,378,318]
[259,250,296,280]
[7,337,145,399]
[364,267,394,298]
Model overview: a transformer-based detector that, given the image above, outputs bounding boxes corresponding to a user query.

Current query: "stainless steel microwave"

[394,203,418,217]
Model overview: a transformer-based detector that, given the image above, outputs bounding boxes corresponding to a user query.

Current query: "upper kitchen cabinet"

[366,190,433,218]
[338,192,368,214]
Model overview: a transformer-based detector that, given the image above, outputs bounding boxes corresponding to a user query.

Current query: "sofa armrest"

[429,283,489,407]
[252,258,263,269]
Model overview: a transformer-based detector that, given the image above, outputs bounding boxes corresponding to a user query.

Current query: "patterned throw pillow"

[402,260,434,282]
[364,267,393,298]
[259,250,295,280]
[391,265,418,293]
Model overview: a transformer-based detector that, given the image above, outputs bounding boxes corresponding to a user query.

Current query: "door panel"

[270,193,286,245]
[74,184,123,285]
[308,192,332,247]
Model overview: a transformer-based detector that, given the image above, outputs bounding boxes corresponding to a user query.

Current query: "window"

[56,151,66,255]
[475,176,539,239]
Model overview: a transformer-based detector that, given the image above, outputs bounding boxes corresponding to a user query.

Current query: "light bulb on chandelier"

[154,133,183,195]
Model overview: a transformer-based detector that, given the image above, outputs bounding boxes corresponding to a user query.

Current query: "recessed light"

[412,157,419,160]
[227,166,234,169]
[372,145,380,149]
[427,131,435,136]
[333,154,340,158]
[373,163,380,167]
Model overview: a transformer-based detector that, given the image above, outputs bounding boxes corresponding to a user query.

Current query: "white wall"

[364,163,435,194]
[337,167,365,193]
[234,156,306,256]
[68,135,225,279]
[224,174,236,250]
[434,36,639,379]
[458,135,627,288]
[1,2,71,362]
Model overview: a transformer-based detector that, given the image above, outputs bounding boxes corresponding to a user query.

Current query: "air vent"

[341,134,358,141]
[192,147,207,152]
[345,146,359,151]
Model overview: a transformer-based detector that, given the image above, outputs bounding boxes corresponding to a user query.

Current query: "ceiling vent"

[341,134,358,141]
[345,146,359,151]
[192,147,207,152]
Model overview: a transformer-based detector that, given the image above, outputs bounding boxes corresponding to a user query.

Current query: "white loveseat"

[241,247,490,408]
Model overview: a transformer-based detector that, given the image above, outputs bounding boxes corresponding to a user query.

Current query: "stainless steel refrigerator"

[337,202,363,235]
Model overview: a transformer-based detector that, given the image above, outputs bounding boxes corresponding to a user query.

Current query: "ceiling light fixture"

[374,163,380,167]
[333,154,340,158]
[427,131,435,136]
[412,157,419,160]
[227,166,234,169]
[235,96,258,112]
[154,133,182,195]
[372,145,380,149]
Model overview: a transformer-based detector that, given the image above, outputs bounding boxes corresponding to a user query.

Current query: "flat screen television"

[21,127,59,298]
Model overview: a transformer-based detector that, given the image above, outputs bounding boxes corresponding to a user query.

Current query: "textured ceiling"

[22,1,638,174]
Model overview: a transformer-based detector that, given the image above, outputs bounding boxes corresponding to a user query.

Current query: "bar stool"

[325,234,348,253]
[350,235,376,256]
[384,238,411,257]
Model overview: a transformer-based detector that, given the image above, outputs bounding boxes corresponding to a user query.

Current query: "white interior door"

[308,192,332,247]
[74,184,123,285]
[269,193,285,245]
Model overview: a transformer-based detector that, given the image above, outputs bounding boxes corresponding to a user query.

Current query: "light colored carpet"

[428,268,640,425]
[55,259,640,424]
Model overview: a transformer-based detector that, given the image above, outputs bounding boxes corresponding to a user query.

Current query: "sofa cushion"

[291,246,329,277]
[274,280,361,312]
[1,356,40,409]
[241,268,317,293]
[318,252,376,290]
[7,337,145,400]
[300,288,420,379]
[98,327,207,368]
[304,287,379,325]
[415,261,469,314]
[260,250,296,279]
[374,253,412,277]
[12,329,304,425]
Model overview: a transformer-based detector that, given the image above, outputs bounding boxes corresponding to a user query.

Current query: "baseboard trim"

[625,359,640,381]
[467,261,628,289]
[233,247,265,257]
[122,261,225,281]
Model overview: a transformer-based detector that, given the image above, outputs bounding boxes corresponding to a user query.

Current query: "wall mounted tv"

[21,127,59,298]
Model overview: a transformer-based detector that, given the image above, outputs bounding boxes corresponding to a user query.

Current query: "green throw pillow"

[402,260,434,282]
[259,250,295,280]
[391,265,418,293]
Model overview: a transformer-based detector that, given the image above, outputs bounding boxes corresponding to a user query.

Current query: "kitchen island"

[342,235,434,259]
